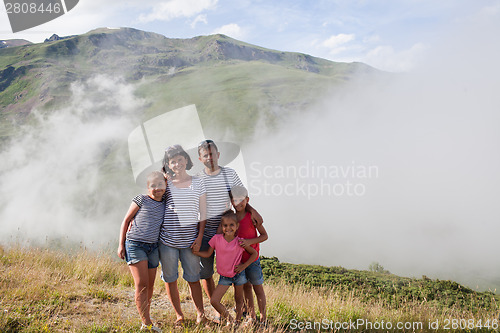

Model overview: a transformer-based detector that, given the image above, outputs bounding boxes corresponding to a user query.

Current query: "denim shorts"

[125,239,159,268]
[245,258,264,285]
[199,235,214,279]
[158,243,200,283]
[218,271,247,286]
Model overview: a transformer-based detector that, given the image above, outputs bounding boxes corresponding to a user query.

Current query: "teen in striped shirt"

[117,171,166,332]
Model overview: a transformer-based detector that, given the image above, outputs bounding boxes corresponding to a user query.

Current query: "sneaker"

[140,323,162,332]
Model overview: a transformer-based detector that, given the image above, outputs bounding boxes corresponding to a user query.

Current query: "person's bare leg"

[234,285,245,323]
[201,276,215,299]
[210,284,233,324]
[164,280,184,322]
[243,282,256,320]
[253,284,267,322]
[188,280,206,323]
[129,261,153,325]
[146,268,157,320]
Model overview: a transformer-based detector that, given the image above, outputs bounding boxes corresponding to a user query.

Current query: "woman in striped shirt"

[159,145,207,326]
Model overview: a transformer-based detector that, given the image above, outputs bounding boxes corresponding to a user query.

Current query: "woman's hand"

[117,244,126,260]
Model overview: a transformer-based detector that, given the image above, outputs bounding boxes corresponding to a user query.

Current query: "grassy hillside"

[261,257,499,313]
[1,246,498,332]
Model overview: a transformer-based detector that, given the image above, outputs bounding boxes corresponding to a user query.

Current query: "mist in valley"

[245,9,500,290]
[0,75,144,247]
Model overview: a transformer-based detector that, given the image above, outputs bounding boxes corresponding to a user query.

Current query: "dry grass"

[0,245,498,332]
[265,282,499,332]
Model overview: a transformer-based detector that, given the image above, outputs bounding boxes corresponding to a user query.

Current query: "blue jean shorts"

[218,271,247,286]
[125,239,159,268]
[159,243,200,283]
[199,235,215,279]
[245,258,264,285]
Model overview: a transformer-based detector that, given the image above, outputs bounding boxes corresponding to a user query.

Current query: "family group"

[117,140,268,332]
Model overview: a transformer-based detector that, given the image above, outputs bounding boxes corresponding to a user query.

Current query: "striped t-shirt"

[126,194,165,243]
[160,176,206,248]
[196,167,243,238]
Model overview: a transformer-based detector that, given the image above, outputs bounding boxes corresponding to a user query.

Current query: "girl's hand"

[117,245,125,260]
[238,239,251,248]
[191,237,202,253]
[251,210,263,226]
[234,264,245,274]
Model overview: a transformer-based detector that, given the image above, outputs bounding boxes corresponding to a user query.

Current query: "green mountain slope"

[0,27,379,141]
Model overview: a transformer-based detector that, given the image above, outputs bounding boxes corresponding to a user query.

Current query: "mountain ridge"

[0,27,380,136]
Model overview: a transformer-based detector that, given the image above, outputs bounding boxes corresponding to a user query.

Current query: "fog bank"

[0,76,143,246]
[244,10,500,290]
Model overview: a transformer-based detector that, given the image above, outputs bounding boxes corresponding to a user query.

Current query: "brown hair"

[162,144,194,177]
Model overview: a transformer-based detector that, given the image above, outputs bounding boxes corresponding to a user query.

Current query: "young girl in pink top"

[193,210,257,325]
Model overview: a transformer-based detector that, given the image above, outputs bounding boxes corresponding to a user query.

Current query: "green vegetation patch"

[260,257,500,312]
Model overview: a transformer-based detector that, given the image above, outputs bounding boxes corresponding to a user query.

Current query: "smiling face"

[168,154,188,175]
[147,175,166,200]
[231,196,249,212]
[198,146,220,171]
[221,216,238,238]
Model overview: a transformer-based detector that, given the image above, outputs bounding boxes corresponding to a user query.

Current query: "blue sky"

[0,1,498,71]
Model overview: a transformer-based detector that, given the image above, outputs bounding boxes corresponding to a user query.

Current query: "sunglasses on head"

[197,139,214,148]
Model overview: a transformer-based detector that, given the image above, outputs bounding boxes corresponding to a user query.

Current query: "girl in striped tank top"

[117,171,166,332]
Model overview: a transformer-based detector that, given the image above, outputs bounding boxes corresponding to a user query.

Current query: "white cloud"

[477,3,500,18]
[211,23,244,39]
[363,34,381,43]
[321,33,355,55]
[0,0,126,42]
[363,42,428,72]
[190,14,208,28]
[138,0,218,23]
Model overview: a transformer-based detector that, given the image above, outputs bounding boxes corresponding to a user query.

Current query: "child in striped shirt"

[117,171,166,332]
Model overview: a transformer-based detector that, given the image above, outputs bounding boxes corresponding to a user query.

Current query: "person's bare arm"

[117,202,140,259]
[238,223,268,248]
[245,203,263,226]
[234,245,258,273]
[192,246,214,258]
[192,193,207,252]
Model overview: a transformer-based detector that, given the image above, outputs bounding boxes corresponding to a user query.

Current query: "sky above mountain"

[1,0,498,72]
